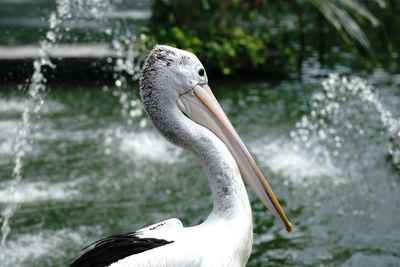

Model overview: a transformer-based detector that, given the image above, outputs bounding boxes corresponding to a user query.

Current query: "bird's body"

[111,216,251,267]
[110,114,253,267]
[70,45,291,267]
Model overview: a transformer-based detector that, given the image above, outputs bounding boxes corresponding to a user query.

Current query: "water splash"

[0,3,63,246]
[290,73,400,168]
[389,122,400,168]
[110,31,151,126]
[102,30,152,157]
[103,128,183,164]
[0,227,100,267]
[0,0,114,248]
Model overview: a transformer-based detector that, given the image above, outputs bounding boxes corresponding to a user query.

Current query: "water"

[0,0,151,45]
[0,72,399,266]
[291,73,400,171]
[0,0,121,248]
[0,0,65,246]
[0,0,154,251]
[110,32,150,126]
[0,1,399,265]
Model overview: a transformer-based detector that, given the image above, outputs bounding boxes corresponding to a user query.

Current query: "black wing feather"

[70,232,173,267]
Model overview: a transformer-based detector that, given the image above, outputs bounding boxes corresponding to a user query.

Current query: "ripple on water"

[105,128,183,164]
[251,137,340,186]
[0,99,66,159]
[0,227,98,267]
[0,120,19,167]
[0,99,66,115]
[0,120,18,135]
[0,99,27,114]
[342,252,400,267]
[0,178,85,203]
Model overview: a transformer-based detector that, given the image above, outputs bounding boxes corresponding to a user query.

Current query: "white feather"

[110,45,255,267]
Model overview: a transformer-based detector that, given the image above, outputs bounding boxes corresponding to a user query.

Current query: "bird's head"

[140,45,293,232]
[140,45,207,102]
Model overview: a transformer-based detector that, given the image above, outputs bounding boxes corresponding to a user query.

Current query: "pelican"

[70,45,292,267]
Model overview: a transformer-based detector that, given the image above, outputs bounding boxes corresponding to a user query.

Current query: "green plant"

[304,0,384,50]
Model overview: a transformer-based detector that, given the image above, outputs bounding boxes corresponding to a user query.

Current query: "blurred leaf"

[307,0,381,50]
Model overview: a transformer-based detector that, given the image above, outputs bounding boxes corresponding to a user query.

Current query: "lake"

[0,71,399,266]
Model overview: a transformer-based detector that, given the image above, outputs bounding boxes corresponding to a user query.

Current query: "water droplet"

[46,31,56,42]
[139,119,147,128]
[105,28,112,35]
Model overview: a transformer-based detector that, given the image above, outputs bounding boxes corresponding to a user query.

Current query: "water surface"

[0,75,399,266]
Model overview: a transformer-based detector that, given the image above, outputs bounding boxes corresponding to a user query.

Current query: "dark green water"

[0,0,150,45]
[0,73,399,266]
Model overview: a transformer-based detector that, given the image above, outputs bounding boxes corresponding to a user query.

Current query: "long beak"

[177,84,293,232]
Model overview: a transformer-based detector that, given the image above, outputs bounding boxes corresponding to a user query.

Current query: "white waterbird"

[70,45,292,267]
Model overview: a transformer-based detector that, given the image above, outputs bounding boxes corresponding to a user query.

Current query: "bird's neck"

[147,103,252,221]
[194,126,252,220]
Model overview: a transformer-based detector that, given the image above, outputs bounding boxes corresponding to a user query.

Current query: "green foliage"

[152,26,274,75]
[305,0,382,50]
[145,0,289,76]
[144,0,395,76]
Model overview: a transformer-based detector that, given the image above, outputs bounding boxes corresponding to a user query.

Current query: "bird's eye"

[198,68,205,77]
